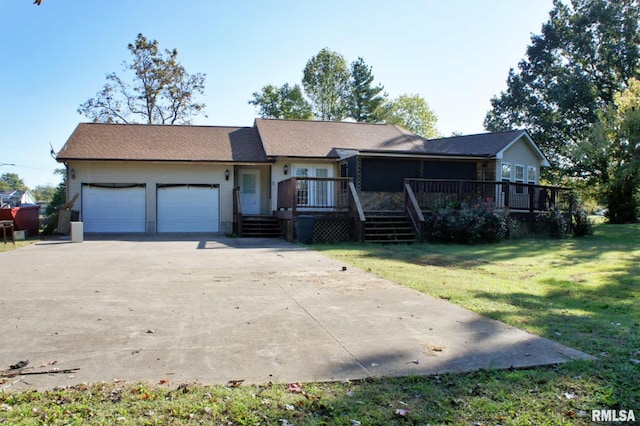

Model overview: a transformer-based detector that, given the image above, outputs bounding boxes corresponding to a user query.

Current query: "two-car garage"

[81,183,220,233]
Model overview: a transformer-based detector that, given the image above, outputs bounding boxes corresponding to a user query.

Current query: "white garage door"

[82,184,146,233]
[157,184,219,232]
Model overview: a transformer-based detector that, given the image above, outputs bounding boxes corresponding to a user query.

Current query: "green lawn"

[0,239,36,253]
[1,223,638,425]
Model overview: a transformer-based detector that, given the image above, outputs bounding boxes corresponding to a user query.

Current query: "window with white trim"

[527,166,536,184]
[293,164,334,208]
[515,164,524,193]
[501,163,511,181]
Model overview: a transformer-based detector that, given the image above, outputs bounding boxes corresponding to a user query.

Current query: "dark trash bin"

[295,215,315,244]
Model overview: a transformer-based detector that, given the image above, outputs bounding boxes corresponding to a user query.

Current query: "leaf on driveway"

[9,360,29,370]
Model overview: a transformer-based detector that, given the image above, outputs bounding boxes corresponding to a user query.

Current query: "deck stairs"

[364,211,417,243]
[240,215,281,238]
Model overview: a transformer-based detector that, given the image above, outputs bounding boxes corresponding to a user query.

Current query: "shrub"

[533,207,570,238]
[572,205,594,237]
[424,200,511,244]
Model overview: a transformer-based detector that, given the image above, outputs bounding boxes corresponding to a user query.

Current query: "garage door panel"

[83,185,146,233]
[157,185,219,232]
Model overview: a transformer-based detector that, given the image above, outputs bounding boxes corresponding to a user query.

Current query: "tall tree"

[249,83,313,119]
[348,57,385,122]
[31,185,56,203]
[79,33,206,124]
[376,94,440,138]
[572,77,640,222]
[484,0,640,172]
[0,173,27,191]
[302,48,351,121]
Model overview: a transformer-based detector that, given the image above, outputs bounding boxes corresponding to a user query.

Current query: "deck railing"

[404,183,425,243]
[405,179,575,213]
[277,177,352,213]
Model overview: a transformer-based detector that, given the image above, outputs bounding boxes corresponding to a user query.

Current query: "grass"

[0,239,37,252]
[1,223,639,425]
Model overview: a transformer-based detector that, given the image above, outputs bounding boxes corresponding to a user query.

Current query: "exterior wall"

[496,137,543,184]
[66,161,235,233]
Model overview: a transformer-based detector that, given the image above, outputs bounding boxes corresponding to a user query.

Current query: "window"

[527,166,536,184]
[515,164,524,193]
[515,165,524,181]
[501,163,511,181]
[293,164,334,207]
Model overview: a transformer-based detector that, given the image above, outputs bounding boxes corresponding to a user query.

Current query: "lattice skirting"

[282,217,354,243]
[313,218,353,242]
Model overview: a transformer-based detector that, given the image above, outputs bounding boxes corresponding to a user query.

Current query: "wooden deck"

[234,177,575,243]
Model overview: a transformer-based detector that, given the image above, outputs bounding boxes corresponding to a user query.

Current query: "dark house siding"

[423,161,476,180]
[360,158,479,192]
[361,158,421,191]
[341,156,357,179]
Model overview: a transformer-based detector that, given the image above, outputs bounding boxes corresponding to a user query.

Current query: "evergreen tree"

[348,57,385,122]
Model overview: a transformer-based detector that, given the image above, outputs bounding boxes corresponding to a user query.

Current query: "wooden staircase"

[240,215,281,238]
[364,212,417,243]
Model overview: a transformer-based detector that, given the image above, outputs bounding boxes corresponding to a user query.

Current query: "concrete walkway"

[0,236,594,390]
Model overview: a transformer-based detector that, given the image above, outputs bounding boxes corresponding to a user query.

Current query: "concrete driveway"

[0,236,593,390]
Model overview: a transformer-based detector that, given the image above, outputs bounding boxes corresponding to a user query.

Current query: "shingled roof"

[423,130,529,155]
[57,120,548,166]
[57,123,267,162]
[254,118,426,157]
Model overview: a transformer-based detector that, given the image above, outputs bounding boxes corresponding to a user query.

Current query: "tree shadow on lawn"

[316,223,640,412]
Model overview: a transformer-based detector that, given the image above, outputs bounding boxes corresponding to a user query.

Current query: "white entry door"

[239,169,260,215]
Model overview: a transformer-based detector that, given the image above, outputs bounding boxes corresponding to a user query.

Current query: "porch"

[234,177,575,243]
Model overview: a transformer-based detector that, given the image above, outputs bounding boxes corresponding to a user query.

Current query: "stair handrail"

[233,186,243,236]
[404,182,425,243]
[348,181,366,242]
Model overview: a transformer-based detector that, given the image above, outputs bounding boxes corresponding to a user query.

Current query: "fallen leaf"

[288,382,302,393]
[9,360,29,370]
[159,379,169,385]
[395,408,410,417]
[228,379,245,387]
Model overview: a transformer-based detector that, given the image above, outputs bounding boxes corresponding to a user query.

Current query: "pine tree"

[348,57,385,122]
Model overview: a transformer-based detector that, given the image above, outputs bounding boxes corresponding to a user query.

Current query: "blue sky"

[1,0,553,189]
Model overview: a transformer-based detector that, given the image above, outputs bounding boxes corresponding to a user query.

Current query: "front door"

[239,169,260,215]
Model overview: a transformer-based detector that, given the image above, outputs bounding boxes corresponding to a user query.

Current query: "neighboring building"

[56,119,554,237]
[0,190,37,208]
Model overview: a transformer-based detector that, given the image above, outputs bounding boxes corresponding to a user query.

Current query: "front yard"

[1,223,638,425]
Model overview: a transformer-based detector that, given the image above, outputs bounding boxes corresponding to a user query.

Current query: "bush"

[424,200,511,244]
[572,205,594,237]
[533,207,570,238]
